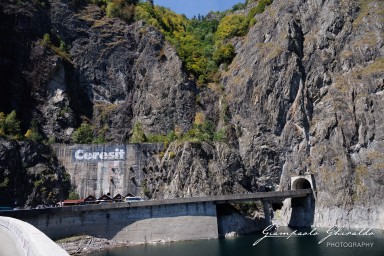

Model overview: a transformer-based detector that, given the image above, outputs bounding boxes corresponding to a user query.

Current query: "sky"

[154,0,246,18]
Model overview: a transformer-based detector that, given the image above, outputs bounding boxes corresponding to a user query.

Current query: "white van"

[125,196,144,202]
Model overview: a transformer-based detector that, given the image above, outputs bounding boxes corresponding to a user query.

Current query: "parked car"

[125,196,144,202]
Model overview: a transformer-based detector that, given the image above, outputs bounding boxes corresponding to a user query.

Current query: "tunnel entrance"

[288,175,315,227]
[292,178,311,190]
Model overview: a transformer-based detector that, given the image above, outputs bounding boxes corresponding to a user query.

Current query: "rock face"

[0,138,70,207]
[222,0,384,228]
[53,3,196,139]
[0,1,196,142]
[0,0,383,230]
[141,142,250,199]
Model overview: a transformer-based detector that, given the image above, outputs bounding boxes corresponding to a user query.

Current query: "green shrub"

[72,122,94,144]
[169,151,176,159]
[59,40,67,52]
[213,43,235,65]
[216,14,248,41]
[213,129,227,142]
[68,191,80,200]
[167,130,177,142]
[146,134,168,143]
[0,111,21,139]
[106,0,136,22]
[40,33,71,61]
[130,122,146,143]
[42,33,51,45]
[181,120,215,142]
[254,0,273,14]
[25,118,43,142]
[0,177,9,190]
[232,2,246,11]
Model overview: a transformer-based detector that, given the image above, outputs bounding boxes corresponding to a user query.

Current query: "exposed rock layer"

[0,0,383,229]
[0,138,70,207]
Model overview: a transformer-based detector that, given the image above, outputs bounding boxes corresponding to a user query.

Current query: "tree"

[213,43,236,65]
[4,111,21,139]
[68,191,80,200]
[25,118,43,142]
[216,14,248,41]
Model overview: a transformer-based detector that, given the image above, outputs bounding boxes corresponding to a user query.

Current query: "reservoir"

[90,227,384,256]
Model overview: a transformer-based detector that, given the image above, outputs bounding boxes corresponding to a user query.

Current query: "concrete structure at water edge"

[0,190,312,244]
[272,175,317,227]
[2,201,219,243]
[0,217,69,256]
[52,143,163,198]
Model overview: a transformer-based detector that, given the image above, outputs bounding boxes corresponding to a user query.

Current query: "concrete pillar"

[262,200,271,225]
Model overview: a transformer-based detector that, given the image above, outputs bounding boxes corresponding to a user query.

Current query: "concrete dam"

[52,143,163,198]
[0,190,312,243]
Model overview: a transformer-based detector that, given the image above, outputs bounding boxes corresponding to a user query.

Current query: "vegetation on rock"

[0,111,21,140]
[73,0,273,85]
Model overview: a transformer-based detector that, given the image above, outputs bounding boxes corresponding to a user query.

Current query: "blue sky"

[154,0,246,18]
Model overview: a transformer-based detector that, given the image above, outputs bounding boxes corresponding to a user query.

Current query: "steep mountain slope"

[222,0,384,227]
[139,0,384,229]
[0,0,196,206]
[0,0,383,229]
[1,0,196,143]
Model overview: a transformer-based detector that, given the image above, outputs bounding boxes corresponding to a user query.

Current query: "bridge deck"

[0,189,312,217]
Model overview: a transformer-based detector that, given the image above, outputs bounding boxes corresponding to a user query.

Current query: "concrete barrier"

[0,216,69,256]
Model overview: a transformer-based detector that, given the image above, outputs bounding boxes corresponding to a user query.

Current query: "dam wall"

[1,202,218,243]
[53,143,162,198]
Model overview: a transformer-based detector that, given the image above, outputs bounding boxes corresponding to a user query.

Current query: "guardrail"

[0,217,69,256]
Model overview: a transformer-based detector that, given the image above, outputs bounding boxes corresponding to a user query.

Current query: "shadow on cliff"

[216,203,269,237]
[288,193,316,228]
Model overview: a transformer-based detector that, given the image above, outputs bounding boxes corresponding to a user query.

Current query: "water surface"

[91,227,384,256]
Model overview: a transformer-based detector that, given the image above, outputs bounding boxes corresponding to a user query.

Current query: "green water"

[91,228,384,256]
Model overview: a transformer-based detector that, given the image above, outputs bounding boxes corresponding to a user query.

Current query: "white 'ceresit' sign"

[73,148,125,161]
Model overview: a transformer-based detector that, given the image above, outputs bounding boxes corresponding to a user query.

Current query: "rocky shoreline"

[56,235,188,255]
[56,235,133,255]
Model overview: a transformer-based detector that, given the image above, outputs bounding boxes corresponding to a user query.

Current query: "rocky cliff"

[1,0,196,143]
[0,0,383,229]
[140,0,384,229]
[0,138,70,207]
[221,0,384,228]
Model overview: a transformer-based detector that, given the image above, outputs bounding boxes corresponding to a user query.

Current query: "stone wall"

[53,143,162,198]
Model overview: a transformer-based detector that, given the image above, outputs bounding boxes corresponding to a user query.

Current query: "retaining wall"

[1,202,218,243]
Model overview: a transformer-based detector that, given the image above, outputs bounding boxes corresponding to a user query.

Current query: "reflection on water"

[91,227,384,256]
